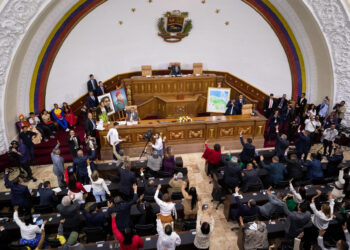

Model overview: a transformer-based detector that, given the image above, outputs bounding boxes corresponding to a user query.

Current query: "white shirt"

[304,119,321,133]
[289,183,303,203]
[13,211,42,240]
[154,189,177,218]
[107,128,121,146]
[28,117,40,128]
[310,199,334,230]
[152,137,163,151]
[156,219,181,250]
[323,128,338,141]
[87,165,110,195]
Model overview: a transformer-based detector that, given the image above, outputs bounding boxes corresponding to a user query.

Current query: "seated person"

[241,161,263,192]
[82,203,107,228]
[168,64,181,76]
[96,100,110,123]
[168,172,184,197]
[154,184,177,225]
[29,112,53,142]
[225,99,236,115]
[162,146,176,175]
[38,181,58,207]
[301,153,323,180]
[223,156,241,190]
[260,155,287,186]
[181,182,200,220]
[40,109,57,133]
[126,106,138,122]
[230,187,258,222]
[258,187,284,218]
[202,140,221,176]
[146,149,162,177]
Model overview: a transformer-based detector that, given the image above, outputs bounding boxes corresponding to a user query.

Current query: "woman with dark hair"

[202,140,221,177]
[13,205,46,248]
[111,212,144,250]
[162,146,176,174]
[181,182,200,219]
[64,167,87,203]
[62,102,77,127]
[194,210,215,250]
[136,200,156,225]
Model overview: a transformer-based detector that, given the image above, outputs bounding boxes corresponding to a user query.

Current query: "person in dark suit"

[85,112,97,137]
[325,147,344,177]
[281,103,294,133]
[67,130,82,157]
[230,187,258,222]
[4,168,31,214]
[168,64,181,76]
[57,196,82,234]
[295,127,310,160]
[87,91,98,109]
[82,203,107,228]
[38,181,58,207]
[301,153,323,180]
[268,111,281,141]
[108,184,138,232]
[234,94,247,115]
[87,74,98,96]
[275,125,289,160]
[239,131,255,165]
[241,162,263,192]
[96,81,107,97]
[126,107,138,122]
[117,161,137,199]
[73,145,96,184]
[277,94,288,111]
[140,168,162,199]
[260,155,287,186]
[223,156,242,190]
[285,154,304,182]
[295,93,307,118]
[225,99,236,115]
[263,93,276,118]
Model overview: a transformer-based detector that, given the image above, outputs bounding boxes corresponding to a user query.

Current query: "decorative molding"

[304,0,350,126]
[0,0,46,154]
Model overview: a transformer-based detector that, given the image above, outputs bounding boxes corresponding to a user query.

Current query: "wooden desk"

[99,114,266,159]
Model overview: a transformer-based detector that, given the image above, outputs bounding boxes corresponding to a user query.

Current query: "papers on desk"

[118,121,126,125]
[126,121,138,126]
[52,187,62,193]
[5,192,10,195]
[83,184,92,193]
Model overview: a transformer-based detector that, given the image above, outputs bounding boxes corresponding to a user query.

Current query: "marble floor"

[1,143,350,249]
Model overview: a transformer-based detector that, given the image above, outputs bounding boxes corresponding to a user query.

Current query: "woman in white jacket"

[87,162,111,202]
[310,190,335,230]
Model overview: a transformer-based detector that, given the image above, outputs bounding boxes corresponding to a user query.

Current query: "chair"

[33,204,54,214]
[274,180,289,189]
[211,175,226,210]
[242,104,253,115]
[175,157,183,168]
[45,238,62,248]
[157,170,172,178]
[193,63,203,75]
[83,227,106,243]
[174,167,187,176]
[135,224,156,236]
[116,109,126,121]
[182,219,197,231]
[141,65,152,77]
[242,214,258,223]
[143,195,155,203]
[171,192,184,200]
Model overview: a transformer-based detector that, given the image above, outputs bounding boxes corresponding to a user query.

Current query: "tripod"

[138,138,151,161]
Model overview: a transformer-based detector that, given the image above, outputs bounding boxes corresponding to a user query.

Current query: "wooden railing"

[70,69,268,116]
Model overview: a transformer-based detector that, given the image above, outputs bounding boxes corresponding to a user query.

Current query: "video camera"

[143,130,153,141]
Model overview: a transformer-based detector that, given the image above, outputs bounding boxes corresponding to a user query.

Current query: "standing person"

[181,182,200,220]
[73,145,96,184]
[96,81,107,97]
[322,124,338,156]
[223,156,241,191]
[154,184,177,225]
[295,93,307,118]
[57,196,82,235]
[275,125,290,160]
[162,146,176,175]
[335,101,346,124]
[150,132,163,157]
[225,99,236,115]
[62,102,77,128]
[51,141,65,188]
[4,169,32,214]
[281,103,294,133]
[52,103,69,132]
[241,162,263,192]
[84,112,97,137]
[285,154,304,182]
[10,140,36,181]
[67,130,82,158]
[111,212,144,250]
[230,187,258,222]
[301,153,323,181]
[260,155,287,186]
[168,173,184,197]
[117,160,137,199]
[87,74,98,97]
[268,110,281,141]
[239,131,255,166]
[325,147,344,177]
[87,160,110,202]
[234,94,247,115]
[318,97,330,122]
[194,210,215,250]
[87,91,98,109]
[64,168,87,204]
[263,93,276,118]
[295,126,311,160]
[156,214,181,250]
[19,126,38,161]
[38,181,58,207]
[202,140,221,177]
[288,117,300,142]
[304,114,321,146]
[107,122,122,161]
[146,149,162,177]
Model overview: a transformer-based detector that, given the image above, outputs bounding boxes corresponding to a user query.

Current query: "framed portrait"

[97,93,115,115]
[206,87,231,113]
[111,88,128,112]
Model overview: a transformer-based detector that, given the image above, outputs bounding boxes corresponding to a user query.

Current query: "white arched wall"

[45,0,292,109]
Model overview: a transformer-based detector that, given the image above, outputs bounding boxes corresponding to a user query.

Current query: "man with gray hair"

[57,196,82,234]
[223,156,242,191]
[51,140,65,188]
[146,149,162,177]
[275,125,289,161]
[260,155,287,186]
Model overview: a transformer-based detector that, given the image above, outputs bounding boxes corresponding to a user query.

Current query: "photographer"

[8,140,36,182]
[150,132,163,157]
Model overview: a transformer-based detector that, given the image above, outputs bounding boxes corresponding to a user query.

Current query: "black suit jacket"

[87,79,98,93]
[169,65,181,75]
[239,137,255,163]
[277,98,288,109]
[38,183,58,207]
[263,97,276,111]
[223,161,242,189]
[67,135,82,156]
[96,86,107,96]
[87,96,97,108]
[85,118,96,137]
[296,97,307,109]
[275,133,289,158]
[117,165,136,197]
[286,159,304,181]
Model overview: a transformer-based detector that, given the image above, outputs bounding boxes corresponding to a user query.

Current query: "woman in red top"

[202,140,222,177]
[111,213,144,250]
[62,102,77,127]
[64,168,87,194]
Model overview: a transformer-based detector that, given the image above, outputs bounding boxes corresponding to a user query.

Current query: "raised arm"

[289,182,302,202]
[111,214,124,244]
[154,186,166,207]
[4,171,13,189]
[181,182,190,200]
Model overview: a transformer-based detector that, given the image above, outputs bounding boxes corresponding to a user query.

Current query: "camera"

[143,130,153,141]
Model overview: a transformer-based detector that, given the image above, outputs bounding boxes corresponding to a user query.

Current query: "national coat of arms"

[158,10,192,43]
